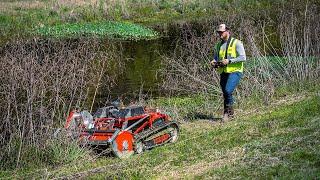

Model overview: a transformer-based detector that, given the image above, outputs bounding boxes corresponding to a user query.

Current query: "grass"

[0,0,286,43]
[2,91,319,179]
[35,21,159,40]
[0,0,318,178]
[0,135,91,175]
[0,0,209,42]
[200,96,320,179]
[148,94,223,121]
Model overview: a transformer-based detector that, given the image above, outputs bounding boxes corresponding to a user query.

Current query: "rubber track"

[134,121,179,149]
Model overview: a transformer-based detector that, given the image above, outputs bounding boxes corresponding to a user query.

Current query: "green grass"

[148,94,222,121]
[0,1,207,42]
[0,0,287,43]
[200,95,320,179]
[35,21,159,40]
[0,136,90,174]
[2,92,319,179]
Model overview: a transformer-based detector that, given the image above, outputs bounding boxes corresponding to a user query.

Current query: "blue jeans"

[220,72,243,107]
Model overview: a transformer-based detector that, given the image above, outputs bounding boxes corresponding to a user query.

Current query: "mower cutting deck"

[64,105,179,158]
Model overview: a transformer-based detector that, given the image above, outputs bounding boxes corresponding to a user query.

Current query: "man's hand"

[221,59,229,65]
[210,60,217,65]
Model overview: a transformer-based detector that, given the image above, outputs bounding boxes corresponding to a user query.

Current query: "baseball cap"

[217,24,229,32]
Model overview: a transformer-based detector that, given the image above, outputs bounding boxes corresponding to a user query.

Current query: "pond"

[95,20,219,106]
[98,36,174,105]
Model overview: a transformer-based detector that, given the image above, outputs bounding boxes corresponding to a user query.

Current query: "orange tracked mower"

[63,105,179,158]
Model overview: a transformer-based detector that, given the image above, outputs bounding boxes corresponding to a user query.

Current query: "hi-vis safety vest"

[216,37,244,73]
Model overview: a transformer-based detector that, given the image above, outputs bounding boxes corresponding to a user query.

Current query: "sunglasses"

[217,31,225,34]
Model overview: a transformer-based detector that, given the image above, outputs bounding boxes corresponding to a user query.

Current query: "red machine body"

[64,105,179,158]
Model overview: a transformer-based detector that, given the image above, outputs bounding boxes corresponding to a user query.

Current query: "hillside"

[3,93,319,179]
[0,0,319,179]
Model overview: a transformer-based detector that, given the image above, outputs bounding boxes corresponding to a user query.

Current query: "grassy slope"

[0,0,215,43]
[5,93,319,179]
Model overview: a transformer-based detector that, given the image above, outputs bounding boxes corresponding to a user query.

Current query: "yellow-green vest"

[216,37,244,73]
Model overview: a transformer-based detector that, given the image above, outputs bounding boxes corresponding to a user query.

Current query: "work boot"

[223,106,229,121]
[223,105,234,121]
[228,105,234,118]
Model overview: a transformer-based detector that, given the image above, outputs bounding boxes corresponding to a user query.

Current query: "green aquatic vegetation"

[35,21,159,40]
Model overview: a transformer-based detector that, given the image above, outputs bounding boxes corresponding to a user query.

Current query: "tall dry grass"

[0,38,123,170]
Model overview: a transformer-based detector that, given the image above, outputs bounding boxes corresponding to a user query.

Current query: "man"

[211,24,246,121]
